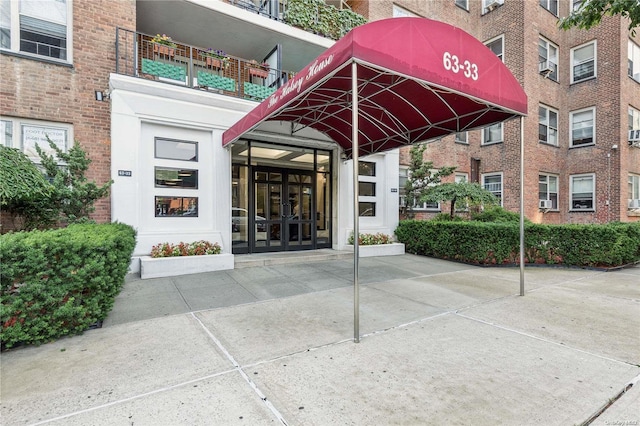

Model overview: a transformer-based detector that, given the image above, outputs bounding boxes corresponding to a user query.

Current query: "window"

[482,0,504,14]
[572,0,583,11]
[1,119,12,146]
[358,160,379,217]
[155,196,198,217]
[392,5,418,17]
[629,40,640,82]
[570,174,595,210]
[0,117,72,160]
[0,0,72,61]
[539,174,558,209]
[539,105,558,145]
[155,167,198,189]
[570,107,595,147]
[571,41,596,83]
[455,132,468,144]
[455,173,468,183]
[630,106,640,134]
[482,173,503,206]
[485,35,504,62]
[482,123,503,145]
[455,0,469,10]
[539,0,558,15]
[538,37,558,81]
[398,166,439,211]
[155,138,198,161]
[629,175,640,207]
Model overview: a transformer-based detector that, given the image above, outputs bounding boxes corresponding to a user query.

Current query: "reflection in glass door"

[253,168,314,252]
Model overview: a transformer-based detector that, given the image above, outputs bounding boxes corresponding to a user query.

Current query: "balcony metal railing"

[115,28,292,102]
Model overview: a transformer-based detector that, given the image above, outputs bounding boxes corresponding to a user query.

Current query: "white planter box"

[344,242,405,257]
[140,253,234,279]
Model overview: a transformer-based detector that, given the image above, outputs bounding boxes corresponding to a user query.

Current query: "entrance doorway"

[231,141,332,254]
[254,168,313,251]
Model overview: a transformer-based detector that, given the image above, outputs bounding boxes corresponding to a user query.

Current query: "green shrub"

[1,223,136,349]
[348,232,393,245]
[395,220,640,267]
[471,206,530,223]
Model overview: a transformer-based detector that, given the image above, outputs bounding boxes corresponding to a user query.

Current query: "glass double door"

[253,168,314,252]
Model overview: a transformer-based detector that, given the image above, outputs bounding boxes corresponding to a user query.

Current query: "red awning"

[223,17,527,158]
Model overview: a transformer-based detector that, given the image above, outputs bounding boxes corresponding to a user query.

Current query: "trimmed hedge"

[395,220,640,268]
[1,223,136,349]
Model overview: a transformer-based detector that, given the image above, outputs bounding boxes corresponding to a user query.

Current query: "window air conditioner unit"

[539,199,553,209]
[629,129,640,142]
[539,61,554,75]
[629,199,640,209]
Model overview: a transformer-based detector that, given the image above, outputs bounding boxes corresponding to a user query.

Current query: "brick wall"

[1,0,136,226]
[354,0,639,224]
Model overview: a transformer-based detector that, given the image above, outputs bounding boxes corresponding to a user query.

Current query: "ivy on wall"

[284,0,367,40]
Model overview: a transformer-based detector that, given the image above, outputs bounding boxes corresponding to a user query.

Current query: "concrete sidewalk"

[1,254,639,425]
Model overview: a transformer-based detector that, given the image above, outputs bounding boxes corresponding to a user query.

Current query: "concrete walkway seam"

[27,368,236,426]
[455,312,638,367]
[190,312,290,426]
[580,373,640,425]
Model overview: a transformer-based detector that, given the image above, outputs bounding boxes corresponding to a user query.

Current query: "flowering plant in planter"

[150,240,221,258]
[151,33,177,47]
[247,59,270,72]
[348,232,393,245]
[203,48,230,68]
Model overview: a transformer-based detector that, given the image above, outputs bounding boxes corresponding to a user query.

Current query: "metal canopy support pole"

[519,116,525,296]
[352,61,360,343]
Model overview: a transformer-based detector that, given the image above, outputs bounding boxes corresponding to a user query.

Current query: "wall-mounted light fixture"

[95,90,110,101]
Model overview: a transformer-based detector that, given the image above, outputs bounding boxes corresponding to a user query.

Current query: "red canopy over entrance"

[223,17,527,158]
[223,18,528,342]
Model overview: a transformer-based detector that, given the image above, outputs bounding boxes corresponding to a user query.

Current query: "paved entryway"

[1,255,638,425]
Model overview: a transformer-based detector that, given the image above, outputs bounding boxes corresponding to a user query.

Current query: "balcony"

[115,28,293,102]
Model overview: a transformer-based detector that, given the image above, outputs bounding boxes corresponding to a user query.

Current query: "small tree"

[36,137,113,224]
[0,139,112,231]
[403,143,456,218]
[422,181,499,219]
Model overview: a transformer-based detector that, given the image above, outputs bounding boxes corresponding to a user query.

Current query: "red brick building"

[355,0,640,223]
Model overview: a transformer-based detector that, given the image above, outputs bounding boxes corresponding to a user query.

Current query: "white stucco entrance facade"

[109,73,399,272]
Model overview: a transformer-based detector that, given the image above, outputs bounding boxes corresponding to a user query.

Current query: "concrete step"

[234,249,353,269]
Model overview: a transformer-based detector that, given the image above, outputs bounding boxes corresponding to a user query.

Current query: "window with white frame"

[539,104,558,145]
[0,0,72,61]
[398,166,439,211]
[539,174,558,209]
[570,174,595,210]
[482,173,503,205]
[538,37,558,81]
[455,131,468,144]
[629,175,640,207]
[455,173,468,183]
[570,107,595,147]
[392,4,418,17]
[539,0,558,15]
[482,0,504,14]
[629,40,640,82]
[0,117,71,160]
[358,160,378,216]
[482,123,503,145]
[485,35,504,62]
[572,0,583,11]
[571,41,596,83]
[455,0,469,10]
[630,106,640,136]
